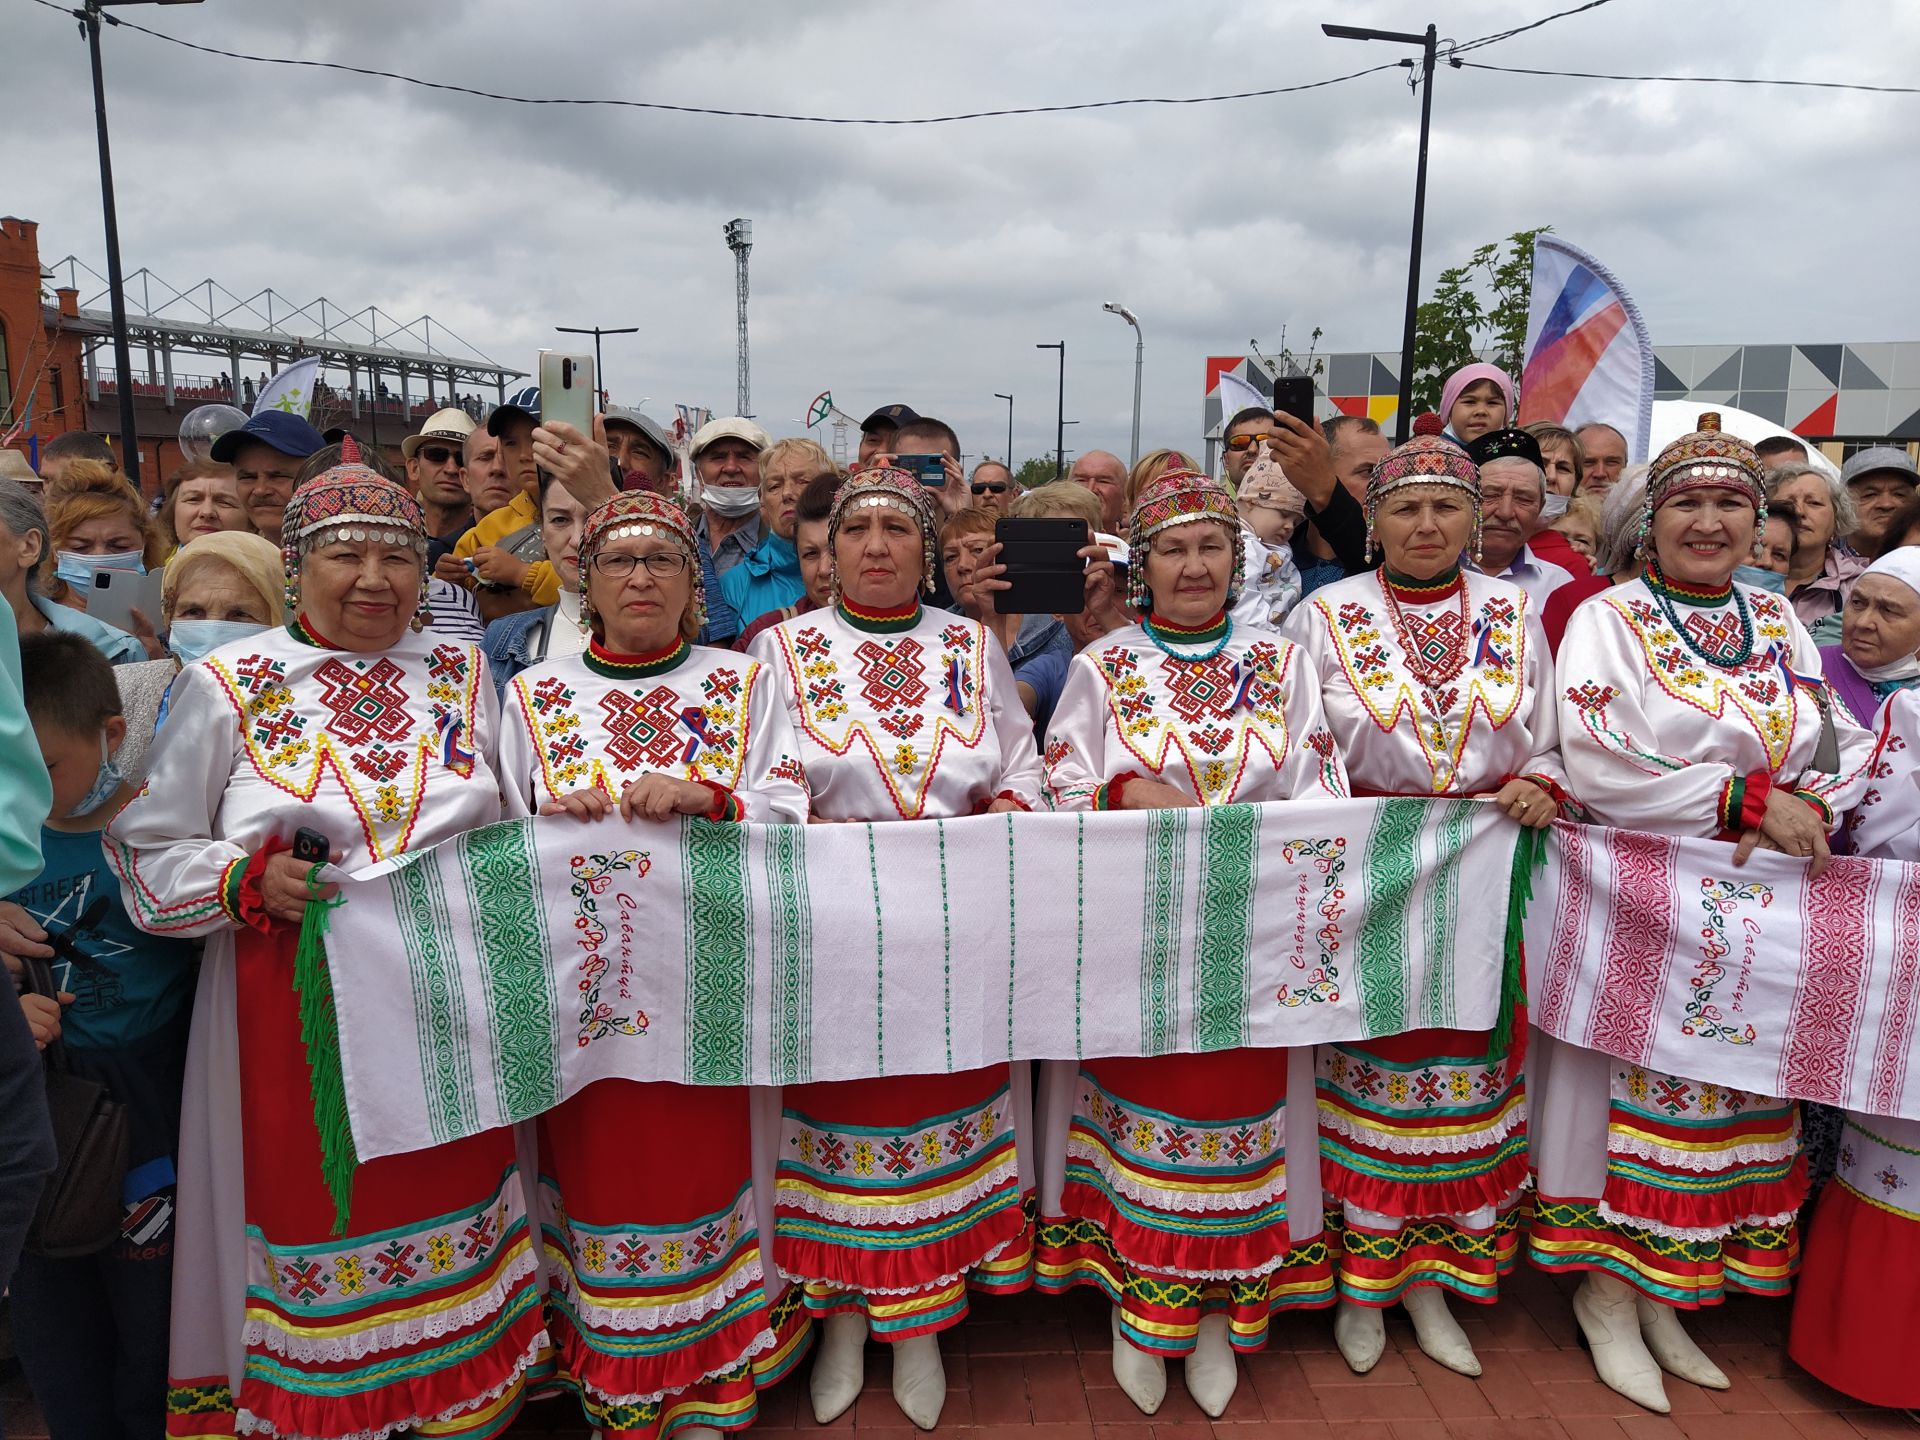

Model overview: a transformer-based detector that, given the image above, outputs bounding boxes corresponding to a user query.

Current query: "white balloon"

[178,404,249,464]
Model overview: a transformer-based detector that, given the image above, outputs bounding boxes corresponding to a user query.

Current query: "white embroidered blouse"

[746,603,1043,821]
[105,623,502,934]
[497,641,810,824]
[1283,569,1565,798]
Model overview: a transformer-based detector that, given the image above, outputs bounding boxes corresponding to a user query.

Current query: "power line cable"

[19,0,1635,125]
[1457,58,1919,94]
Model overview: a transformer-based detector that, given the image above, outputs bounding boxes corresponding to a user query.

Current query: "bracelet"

[1097,770,1146,811]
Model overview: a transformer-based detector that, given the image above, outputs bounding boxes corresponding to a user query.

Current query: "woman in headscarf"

[160,530,286,665]
[1817,545,1920,726]
[1539,422,1874,1414]
[1036,467,1348,1418]
[1437,364,1513,448]
[497,492,810,1439]
[746,467,1044,1431]
[1283,436,1565,1380]
[105,460,547,1440]
[1788,545,1920,1410]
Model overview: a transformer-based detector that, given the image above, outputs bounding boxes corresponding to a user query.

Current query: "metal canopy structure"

[43,255,524,413]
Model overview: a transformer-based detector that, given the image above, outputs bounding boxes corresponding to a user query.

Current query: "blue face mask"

[68,732,125,819]
[167,618,266,665]
[54,549,146,588]
[1733,563,1787,595]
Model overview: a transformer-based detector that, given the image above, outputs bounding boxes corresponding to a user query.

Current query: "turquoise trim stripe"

[1062,1162,1287,1237]
[244,1224,535,1322]
[549,1283,769,1359]
[683,818,753,1085]
[1317,1132,1528,1185]
[242,1281,539,1394]
[775,1186,1023,1251]
[1607,1156,1799,1193]
[459,822,560,1118]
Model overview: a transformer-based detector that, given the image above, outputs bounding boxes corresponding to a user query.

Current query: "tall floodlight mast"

[724,218,753,416]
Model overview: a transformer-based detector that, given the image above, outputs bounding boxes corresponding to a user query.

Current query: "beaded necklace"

[1645,560,1753,669]
[1377,566,1470,688]
[1143,610,1231,661]
[583,635,691,680]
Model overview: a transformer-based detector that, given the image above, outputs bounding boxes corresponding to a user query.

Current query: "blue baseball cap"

[210,410,327,463]
[486,386,541,436]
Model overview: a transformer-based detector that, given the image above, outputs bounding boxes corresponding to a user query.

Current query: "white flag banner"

[253,357,323,419]
[1517,235,1656,461]
[1527,821,1920,1122]
[320,798,1521,1161]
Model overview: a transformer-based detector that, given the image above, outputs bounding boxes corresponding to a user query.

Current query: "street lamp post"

[555,324,639,410]
[993,393,1013,466]
[77,0,204,489]
[1101,302,1143,467]
[1323,20,1441,444]
[1035,343,1065,480]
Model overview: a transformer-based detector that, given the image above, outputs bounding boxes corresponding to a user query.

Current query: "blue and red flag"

[1517,236,1655,462]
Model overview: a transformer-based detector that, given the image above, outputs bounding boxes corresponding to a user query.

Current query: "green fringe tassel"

[292,894,357,1237]
[1492,825,1552,1059]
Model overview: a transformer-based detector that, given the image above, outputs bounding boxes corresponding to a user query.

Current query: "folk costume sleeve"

[1849,689,1920,860]
[1040,654,1113,811]
[982,633,1045,808]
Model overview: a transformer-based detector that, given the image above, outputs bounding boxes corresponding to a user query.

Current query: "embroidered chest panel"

[210,642,481,859]
[774,620,987,818]
[515,660,756,798]
[1096,638,1302,803]
[1314,588,1526,791]
[1605,591,1801,769]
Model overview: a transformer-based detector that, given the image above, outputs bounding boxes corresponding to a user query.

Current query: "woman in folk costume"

[744,467,1044,1430]
[1035,467,1350,1418]
[1540,420,1873,1414]
[1281,436,1565,1379]
[105,447,547,1440]
[1788,545,1920,1409]
[496,492,811,1438]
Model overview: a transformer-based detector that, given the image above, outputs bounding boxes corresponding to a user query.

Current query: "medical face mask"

[68,732,125,819]
[54,549,146,587]
[700,485,761,519]
[167,618,266,665]
[1732,563,1787,595]
[1538,492,1570,522]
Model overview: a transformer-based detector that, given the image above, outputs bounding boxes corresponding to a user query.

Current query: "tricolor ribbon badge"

[436,711,474,771]
[680,705,723,764]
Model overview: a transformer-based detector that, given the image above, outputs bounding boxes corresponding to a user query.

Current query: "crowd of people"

[1,364,1917,1440]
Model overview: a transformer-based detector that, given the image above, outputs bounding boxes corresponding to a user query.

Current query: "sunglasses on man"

[418,445,461,467]
[1223,431,1288,453]
[970,481,1009,495]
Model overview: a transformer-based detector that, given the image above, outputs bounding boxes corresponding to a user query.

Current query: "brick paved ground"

[5,1267,1911,1439]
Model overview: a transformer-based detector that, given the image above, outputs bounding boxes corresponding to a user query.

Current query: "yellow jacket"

[452,492,560,605]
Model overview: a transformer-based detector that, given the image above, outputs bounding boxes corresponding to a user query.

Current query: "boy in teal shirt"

[4,632,195,1440]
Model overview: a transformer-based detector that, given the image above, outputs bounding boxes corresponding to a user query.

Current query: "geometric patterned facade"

[1207,344,1920,457]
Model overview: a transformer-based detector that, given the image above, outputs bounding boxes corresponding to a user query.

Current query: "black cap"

[860,403,919,433]
[487,385,542,436]
[1466,427,1544,471]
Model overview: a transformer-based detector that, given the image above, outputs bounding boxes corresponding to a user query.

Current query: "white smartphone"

[87,567,164,637]
[537,351,596,437]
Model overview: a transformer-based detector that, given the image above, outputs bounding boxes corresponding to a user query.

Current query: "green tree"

[1408,225,1550,417]
[1013,456,1061,490]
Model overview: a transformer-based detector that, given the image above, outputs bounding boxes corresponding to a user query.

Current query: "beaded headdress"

[280,439,431,627]
[1641,413,1767,558]
[577,491,706,636]
[1125,466,1244,612]
[1363,434,1482,564]
[826,466,938,601]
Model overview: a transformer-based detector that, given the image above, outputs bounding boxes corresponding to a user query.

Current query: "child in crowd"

[4,632,196,1440]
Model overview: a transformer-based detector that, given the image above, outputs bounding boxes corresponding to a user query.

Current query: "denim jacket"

[481,606,555,704]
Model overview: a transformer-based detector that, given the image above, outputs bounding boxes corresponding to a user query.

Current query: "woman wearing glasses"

[498,493,813,1440]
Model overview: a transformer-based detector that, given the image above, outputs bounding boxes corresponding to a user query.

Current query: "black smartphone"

[1273,375,1316,428]
[993,516,1089,614]
[292,828,330,864]
[897,453,947,487]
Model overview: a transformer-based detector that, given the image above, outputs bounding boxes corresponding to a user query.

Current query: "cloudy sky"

[11,0,1919,464]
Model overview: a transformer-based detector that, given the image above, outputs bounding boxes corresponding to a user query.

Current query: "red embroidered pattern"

[1869,865,1920,1114]
[1588,828,1678,1061]
[1780,861,1877,1103]
[854,637,930,736]
[1161,652,1238,722]
[1535,823,1592,1035]
[1681,609,1751,665]
[314,657,415,746]
[599,684,688,772]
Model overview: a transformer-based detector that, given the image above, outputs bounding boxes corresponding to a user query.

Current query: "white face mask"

[701,485,761,519]
[1538,491,1570,522]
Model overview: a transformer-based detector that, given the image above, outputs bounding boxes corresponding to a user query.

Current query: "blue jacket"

[717,531,804,634]
[1007,611,1072,730]
[481,606,555,704]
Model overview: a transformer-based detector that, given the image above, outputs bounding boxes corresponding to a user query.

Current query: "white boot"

[1636,1296,1730,1389]
[1401,1286,1481,1376]
[1184,1313,1238,1417]
[1573,1274,1669,1414]
[890,1333,946,1431]
[1109,1307,1167,1415]
[1333,1297,1386,1374]
[809,1311,868,1424]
